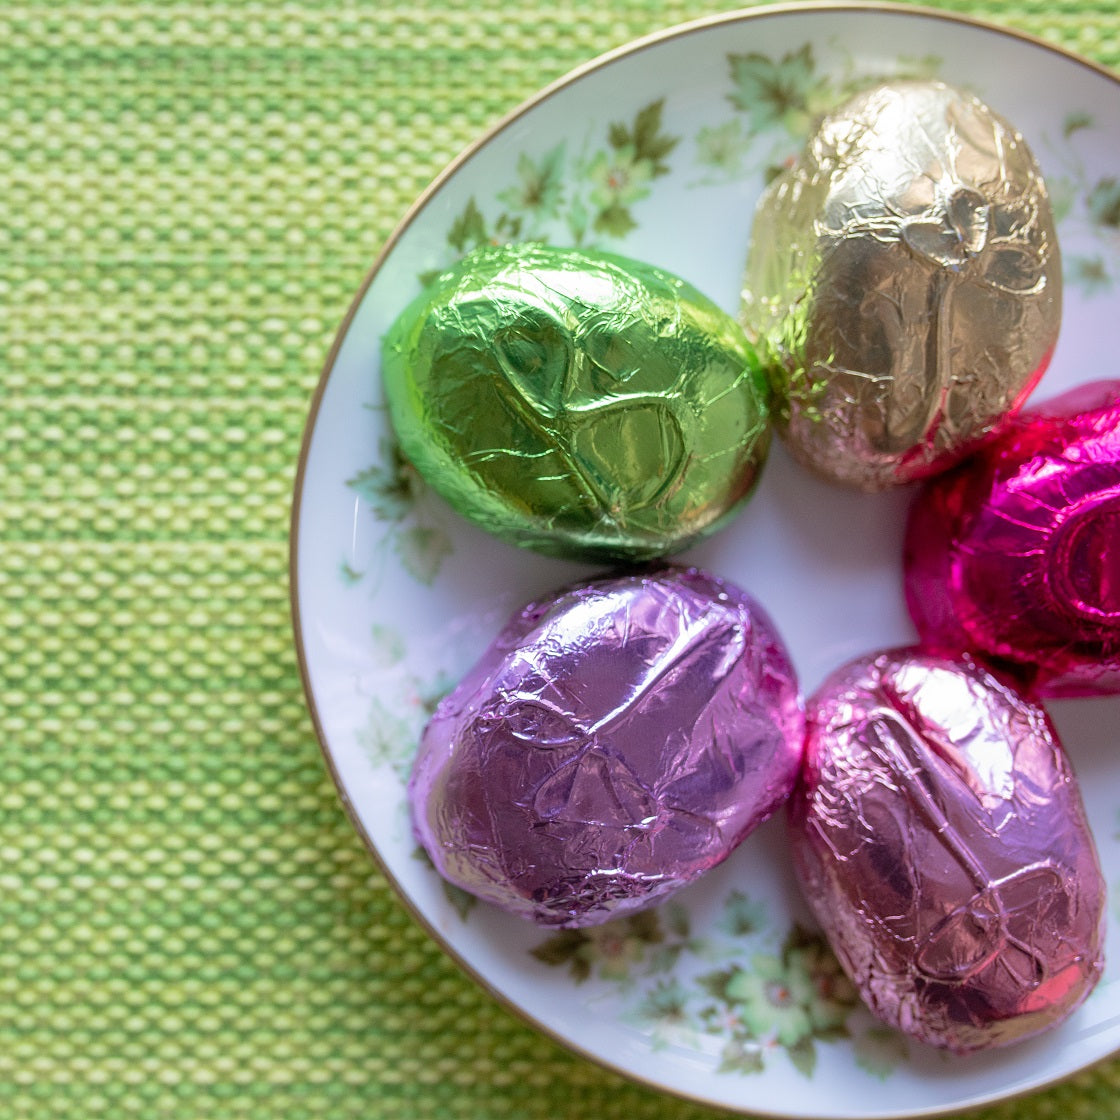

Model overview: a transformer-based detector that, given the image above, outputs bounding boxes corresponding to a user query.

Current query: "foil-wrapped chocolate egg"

[382,243,771,561]
[742,80,1061,490]
[409,566,803,927]
[788,648,1105,1053]
[906,380,1120,697]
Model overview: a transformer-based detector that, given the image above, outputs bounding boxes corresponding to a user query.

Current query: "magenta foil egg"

[788,648,1105,1054]
[409,566,804,928]
[905,379,1120,696]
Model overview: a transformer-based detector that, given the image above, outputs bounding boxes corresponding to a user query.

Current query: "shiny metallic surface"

[382,243,770,561]
[788,648,1105,1053]
[905,380,1120,698]
[410,566,803,927]
[742,80,1061,490]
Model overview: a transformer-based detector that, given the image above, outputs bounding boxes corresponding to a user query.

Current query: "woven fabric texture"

[3,1,1119,1117]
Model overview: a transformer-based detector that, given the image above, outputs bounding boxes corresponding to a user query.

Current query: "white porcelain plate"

[292,5,1120,1116]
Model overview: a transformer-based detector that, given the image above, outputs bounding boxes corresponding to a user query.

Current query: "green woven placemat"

[3,1,1119,1117]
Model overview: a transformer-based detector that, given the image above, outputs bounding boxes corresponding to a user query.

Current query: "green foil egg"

[381,243,771,561]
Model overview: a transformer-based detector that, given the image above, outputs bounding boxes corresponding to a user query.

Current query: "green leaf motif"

[780,922,831,959]
[664,901,690,939]
[339,561,364,585]
[891,53,946,82]
[697,966,738,1002]
[346,464,410,522]
[852,1026,910,1079]
[1068,255,1112,297]
[787,1035,817,1077]
[448,196,489,253]
[493,211,525,243]
[369,623,406,667]
[566,195,590,243]
[498,144,567,219]
[1048,174,1076,225]
[716,1039,765,1075]
[632,978,692,1034]
[609,98,679,175]
[1064,110,1094,139]
[356,698,417,780]
[763,161,790,186]
[346,438,422,521]
[717,890,766,937]
[624,908,664,944]
[394,523,453,586]
[418,671,456,717]
[1087,177,1120,229]
[441,880,478,922]
[346,436,454,587]
[530,908,667,984]
[646,944,684,974]
[593,202,638,238]
[412,847,478,922]
[727,45,822,135]
[530,929,593,980]
[695,119,752,177]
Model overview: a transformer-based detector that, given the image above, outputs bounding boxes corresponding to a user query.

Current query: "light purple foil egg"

[410,566,804,927]
[905,379,1120,697]
[788,648,1104,1054]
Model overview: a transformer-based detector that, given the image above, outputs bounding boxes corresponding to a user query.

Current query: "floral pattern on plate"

[530,889,911,1079]
[1046,112,1120,295]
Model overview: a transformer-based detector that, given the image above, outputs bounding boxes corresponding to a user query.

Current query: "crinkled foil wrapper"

[410,566,804,928]
[906,380,1120,698]
[788,648,1105,1053]
[382,243,771,562]
[742,80,1061,490]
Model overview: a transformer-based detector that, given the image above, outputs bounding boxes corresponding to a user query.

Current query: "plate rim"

[288,4,1120,1116]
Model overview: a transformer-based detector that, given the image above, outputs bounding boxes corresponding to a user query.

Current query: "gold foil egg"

[742,80,1062,491]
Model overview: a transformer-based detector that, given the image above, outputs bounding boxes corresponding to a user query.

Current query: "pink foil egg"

[905,379,1120,696]
[409,565,804,927]
[788,647,1105,1054]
